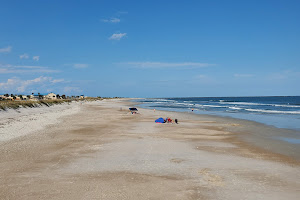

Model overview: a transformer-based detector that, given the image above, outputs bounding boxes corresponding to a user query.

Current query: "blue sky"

[0,0,299,97]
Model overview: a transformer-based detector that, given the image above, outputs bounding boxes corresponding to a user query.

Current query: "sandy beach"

[0,99,299,199]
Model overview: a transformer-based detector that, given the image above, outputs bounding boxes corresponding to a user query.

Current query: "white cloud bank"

[0,64,59,74]
[120,62,215,69]
[109,33,127,40]
[0,76,65,93]
[0,46,12,53]
[102,17,120,23]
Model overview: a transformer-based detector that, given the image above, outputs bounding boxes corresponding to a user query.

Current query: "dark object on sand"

[155,118,165,123]
[175,119,178,124]
[129,107,138,114]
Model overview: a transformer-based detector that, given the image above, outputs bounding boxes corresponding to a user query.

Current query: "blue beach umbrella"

[155,118,165,123]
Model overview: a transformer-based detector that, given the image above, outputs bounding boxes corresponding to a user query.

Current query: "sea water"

[133,96,300,131]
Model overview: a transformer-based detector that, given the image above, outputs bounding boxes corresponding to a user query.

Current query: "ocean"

[133,96,300,131]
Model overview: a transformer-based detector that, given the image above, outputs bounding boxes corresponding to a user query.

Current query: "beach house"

[45,93,57,100]
[30,94,41,101]
[15,96,21,101]
[22,95,28,100]
[0,94,15,100]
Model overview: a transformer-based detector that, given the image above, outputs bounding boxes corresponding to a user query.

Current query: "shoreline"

[131,99,300,161]
[0,99,299,199]
[132,97,300,131]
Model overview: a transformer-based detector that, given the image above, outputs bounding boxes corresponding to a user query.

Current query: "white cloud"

[120,62,215,69]
[102,17,120,23]
[19,53,29,59]
[109,33,127,40]
[0,78,18,91]
[0,76,65,93]
[0,64,60,74]
[234,74,254,78]
[51,79,65,83]
[73,63,88,69]
[33,56,40,61]
[17,77,51,92]
[0,46,12,53]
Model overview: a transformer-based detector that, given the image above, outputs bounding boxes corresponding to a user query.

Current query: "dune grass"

[0,98,102,111]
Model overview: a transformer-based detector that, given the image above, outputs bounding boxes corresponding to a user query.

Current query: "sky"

[0,0,299,98]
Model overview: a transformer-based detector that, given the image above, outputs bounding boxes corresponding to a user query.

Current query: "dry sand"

[0,101,82,142]
[0,99,299,199]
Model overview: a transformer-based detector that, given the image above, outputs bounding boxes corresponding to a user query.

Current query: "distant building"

[22,95,28,100]
[5,96,14,101]
[15,96,21,101]
[30,94,41,101]
[45,93,57,100]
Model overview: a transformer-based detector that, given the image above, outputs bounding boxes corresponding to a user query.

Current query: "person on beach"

[164,117,173,123]
[175,119,178,124]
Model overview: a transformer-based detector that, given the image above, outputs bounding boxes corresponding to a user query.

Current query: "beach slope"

[0,99,299,199]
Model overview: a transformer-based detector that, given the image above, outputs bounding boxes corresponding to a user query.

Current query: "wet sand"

[0,99,299,199]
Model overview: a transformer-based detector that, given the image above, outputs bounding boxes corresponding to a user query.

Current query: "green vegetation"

[0,98,102,111]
